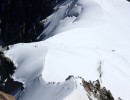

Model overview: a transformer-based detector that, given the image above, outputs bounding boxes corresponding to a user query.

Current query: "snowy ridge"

[16,76,114,100]
[63,77,94,100]
[4,0,130,99]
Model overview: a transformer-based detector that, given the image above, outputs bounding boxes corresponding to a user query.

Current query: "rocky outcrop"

[65,75,74,81]
[82,79,115,100]
[0,51,23,97]
[0,51,15,83]
[0,91,15,100]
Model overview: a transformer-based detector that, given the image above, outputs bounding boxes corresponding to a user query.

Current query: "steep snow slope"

[4,0,130,99]
[17,77,75,100]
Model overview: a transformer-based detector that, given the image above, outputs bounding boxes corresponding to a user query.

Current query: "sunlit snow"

[4,0,130,99]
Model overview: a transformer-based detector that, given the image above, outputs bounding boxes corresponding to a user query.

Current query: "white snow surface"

[4,0,130,99]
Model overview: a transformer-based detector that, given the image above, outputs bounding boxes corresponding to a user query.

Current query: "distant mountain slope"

[2,0,130,99]
[0,0,58,46]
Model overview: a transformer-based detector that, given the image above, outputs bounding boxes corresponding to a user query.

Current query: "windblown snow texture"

[1,0,130,100]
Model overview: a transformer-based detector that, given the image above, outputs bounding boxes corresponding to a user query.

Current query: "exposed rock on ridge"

[0,51,23,97]
[82,79,115,100]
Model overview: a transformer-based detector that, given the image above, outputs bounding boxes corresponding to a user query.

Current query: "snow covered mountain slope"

[3,0,130,99]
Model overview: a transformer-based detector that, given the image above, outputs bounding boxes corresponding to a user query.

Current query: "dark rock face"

[65,75,74,81]
[82,79,115,100]
[0,0,58,46]
[0,51,23,97]
[0,52,15,82]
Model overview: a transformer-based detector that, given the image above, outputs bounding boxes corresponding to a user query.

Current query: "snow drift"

[3,0,130,99]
